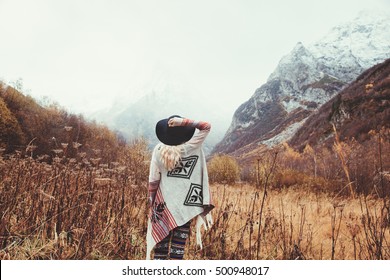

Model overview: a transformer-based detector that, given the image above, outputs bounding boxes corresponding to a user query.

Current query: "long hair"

[159,144,183,171]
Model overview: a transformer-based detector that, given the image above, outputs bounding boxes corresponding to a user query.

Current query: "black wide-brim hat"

[155,115,195,146]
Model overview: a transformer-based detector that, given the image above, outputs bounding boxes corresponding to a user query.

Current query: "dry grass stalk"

[332,124,355,199]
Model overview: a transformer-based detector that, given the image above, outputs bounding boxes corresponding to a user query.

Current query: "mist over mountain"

[212,11,390,156]
[90,74,232,155]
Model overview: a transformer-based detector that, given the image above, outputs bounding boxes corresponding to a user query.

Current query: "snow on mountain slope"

[213,11,390,155]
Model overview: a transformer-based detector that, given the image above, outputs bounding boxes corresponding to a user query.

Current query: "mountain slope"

[0,82,125,162]
[289,58,390,151]
[212,12,390,156]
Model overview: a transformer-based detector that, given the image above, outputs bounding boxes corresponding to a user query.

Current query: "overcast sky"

[0,0,389,116]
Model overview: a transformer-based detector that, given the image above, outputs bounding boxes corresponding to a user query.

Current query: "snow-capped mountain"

[212,11,390,155]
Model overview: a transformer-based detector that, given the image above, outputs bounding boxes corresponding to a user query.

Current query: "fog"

[1,0,388,118]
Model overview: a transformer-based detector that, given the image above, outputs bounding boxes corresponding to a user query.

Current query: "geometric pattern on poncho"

[167,155,198,179]
[184,183,203,207]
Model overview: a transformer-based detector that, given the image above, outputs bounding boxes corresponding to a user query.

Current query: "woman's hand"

[168,117,183,127]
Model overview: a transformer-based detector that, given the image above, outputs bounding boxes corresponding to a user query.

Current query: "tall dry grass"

[1,134,389,260]
[187,184,390,260]
[0,140,150,260]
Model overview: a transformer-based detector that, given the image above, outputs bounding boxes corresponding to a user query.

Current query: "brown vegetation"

[0,79,389,260]
[289,58,390,151]
[207,154,241,185]
[190,183,390,260]
[0,139,150,260]
[1,134,388,259]
[0,82,124,161]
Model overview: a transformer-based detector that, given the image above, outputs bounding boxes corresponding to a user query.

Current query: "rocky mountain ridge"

[212,12,390,156]
[289,58,390,151]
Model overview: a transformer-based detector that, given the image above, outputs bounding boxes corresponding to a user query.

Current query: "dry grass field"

[189,184,390,260]
[1,146,389,260]
[1,73,389,261]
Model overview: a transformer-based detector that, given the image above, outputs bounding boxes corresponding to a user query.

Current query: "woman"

[146,115,214,260]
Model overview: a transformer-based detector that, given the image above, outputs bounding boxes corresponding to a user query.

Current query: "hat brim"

[155,116,195,146]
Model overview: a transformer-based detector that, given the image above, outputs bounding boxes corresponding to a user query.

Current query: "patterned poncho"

[146,119,214,259]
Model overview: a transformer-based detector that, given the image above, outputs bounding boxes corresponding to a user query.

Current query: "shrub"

[207,154,240,184]
[0,97,25,151]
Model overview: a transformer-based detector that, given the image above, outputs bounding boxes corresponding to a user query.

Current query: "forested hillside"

[0,82,126,163]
